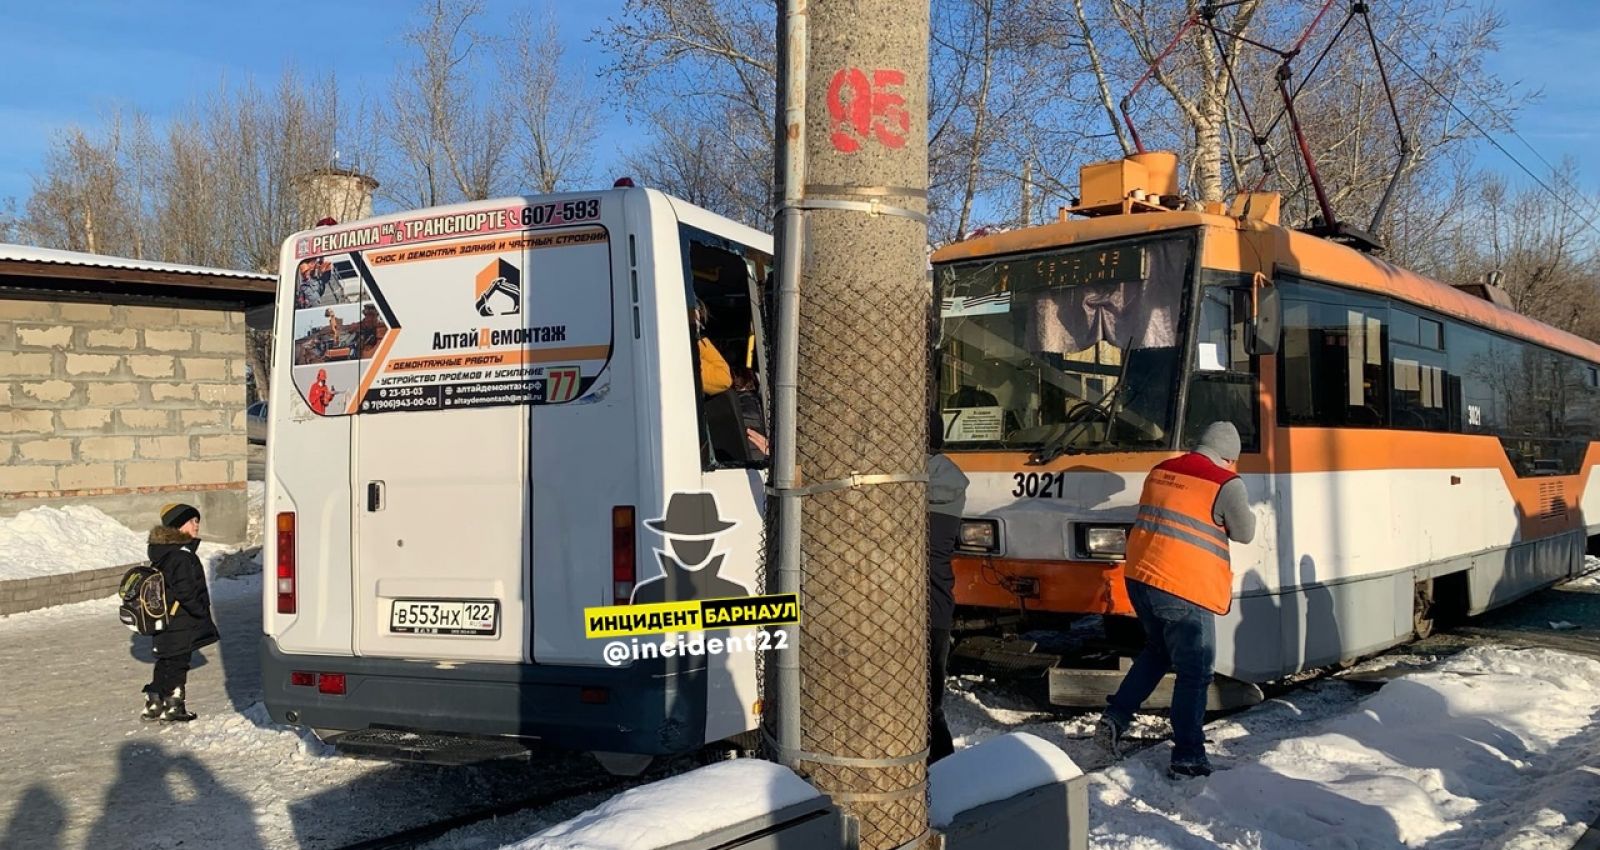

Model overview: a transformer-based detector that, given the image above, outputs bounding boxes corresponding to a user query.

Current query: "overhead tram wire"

[1373,37,1600,244]
[1375,3,1600,239]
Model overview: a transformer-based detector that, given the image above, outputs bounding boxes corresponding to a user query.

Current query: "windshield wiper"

[1028,336,1137,466]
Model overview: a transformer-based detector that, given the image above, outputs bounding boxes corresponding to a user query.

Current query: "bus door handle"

[367,481,385,512]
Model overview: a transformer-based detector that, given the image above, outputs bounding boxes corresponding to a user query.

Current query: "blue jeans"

[1104,580,1216,766]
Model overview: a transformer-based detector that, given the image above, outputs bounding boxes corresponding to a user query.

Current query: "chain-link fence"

[761,216,932,848]
[759,4,931,846]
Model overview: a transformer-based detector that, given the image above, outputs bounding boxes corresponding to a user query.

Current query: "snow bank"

[246,480,265,546]
[0,503,248,582]
[929,732,1082,828]
[1090,645,1600,849]
[510,760,821,850]
[0,505,150,579]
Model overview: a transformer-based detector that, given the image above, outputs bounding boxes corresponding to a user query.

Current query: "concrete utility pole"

[769,1,933,848]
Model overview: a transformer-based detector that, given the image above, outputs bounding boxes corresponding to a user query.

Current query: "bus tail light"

[613,506,636,604]
[276,512,297,614]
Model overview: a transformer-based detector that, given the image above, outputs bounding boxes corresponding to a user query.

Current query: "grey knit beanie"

[1197,422,1241,462]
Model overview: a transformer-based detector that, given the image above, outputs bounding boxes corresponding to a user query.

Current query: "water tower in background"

[294,166,379,228]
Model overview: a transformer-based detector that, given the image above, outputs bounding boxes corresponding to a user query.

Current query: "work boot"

[1094,714,1125,757]
[140,689,164,722]
[159,687,197,723]
[1167,760,1213,780]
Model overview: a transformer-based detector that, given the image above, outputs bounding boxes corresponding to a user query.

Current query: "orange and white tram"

[934,152,1600,688]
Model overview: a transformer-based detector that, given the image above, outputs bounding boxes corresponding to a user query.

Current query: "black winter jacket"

[148,526,220,657]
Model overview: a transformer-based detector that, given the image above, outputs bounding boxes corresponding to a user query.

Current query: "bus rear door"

[342,200,618,664]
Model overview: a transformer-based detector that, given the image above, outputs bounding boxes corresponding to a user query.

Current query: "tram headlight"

[958,519,999,553]
[1081,525,1128,558]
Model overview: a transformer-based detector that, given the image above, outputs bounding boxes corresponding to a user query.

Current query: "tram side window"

[1560,359,1600,443]
[1277,281,1389,428]
[1390,309,1451,432]
[684,233,770,470]
[1446,323,1591,475]
[1446,323,1510,436]
[1183,276,1259,451]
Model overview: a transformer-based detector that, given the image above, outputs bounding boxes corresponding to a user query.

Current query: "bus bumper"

[260,639,711,756]
[954,555,1135,616]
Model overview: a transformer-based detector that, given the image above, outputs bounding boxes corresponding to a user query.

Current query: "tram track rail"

[329,774,631,850]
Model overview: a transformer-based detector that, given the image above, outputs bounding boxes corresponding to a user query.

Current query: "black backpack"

[118,565,171,636]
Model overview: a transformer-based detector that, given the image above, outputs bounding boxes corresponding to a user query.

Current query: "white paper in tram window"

[1395,358,1419,392]
[1348,310,1366,406]
[943,407,1005,442]
[1197,342,1226,371]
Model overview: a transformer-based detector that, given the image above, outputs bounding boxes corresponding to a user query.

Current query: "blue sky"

[0,0,1595,212]
[1480,0,1600,188]
[0,0,637,206]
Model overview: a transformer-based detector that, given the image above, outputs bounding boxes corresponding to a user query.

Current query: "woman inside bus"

[694,299,768,461]
[694,300,733,395]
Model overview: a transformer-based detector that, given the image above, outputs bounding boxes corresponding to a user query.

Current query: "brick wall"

[0,296,250,542]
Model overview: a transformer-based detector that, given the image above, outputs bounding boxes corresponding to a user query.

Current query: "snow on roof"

[928,732,1083,829]
[0,243,274,283]
[511,759,821,849]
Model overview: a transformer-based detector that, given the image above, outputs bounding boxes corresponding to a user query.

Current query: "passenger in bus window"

[927,413,969,764]
[732,367,769,460]
[1095,421,1255,779]
[695,300,770,464]
[693,300,733,396]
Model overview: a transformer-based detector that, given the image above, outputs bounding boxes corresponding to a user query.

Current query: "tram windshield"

[935,234,1193,453]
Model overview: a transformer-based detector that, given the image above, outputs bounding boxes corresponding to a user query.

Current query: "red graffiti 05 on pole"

[826,67,910,153]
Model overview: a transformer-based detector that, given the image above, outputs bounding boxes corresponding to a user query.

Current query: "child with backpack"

[136,504,219,722]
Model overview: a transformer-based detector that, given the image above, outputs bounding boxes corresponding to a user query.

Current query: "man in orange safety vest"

[1095,421,1255,779]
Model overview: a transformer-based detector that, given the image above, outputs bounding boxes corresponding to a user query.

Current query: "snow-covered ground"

[1,512,1595,849]
[508,760,823,850]
[487,560,1600,850]
[0,571,604,849]
[246,479,264,546]
[1089,645,1600,849]
[494,643,1599,850]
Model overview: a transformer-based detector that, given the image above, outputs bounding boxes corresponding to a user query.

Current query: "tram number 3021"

[1012,472,1068,498]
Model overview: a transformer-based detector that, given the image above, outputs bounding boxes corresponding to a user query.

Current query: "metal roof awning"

[0,244,277,305]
